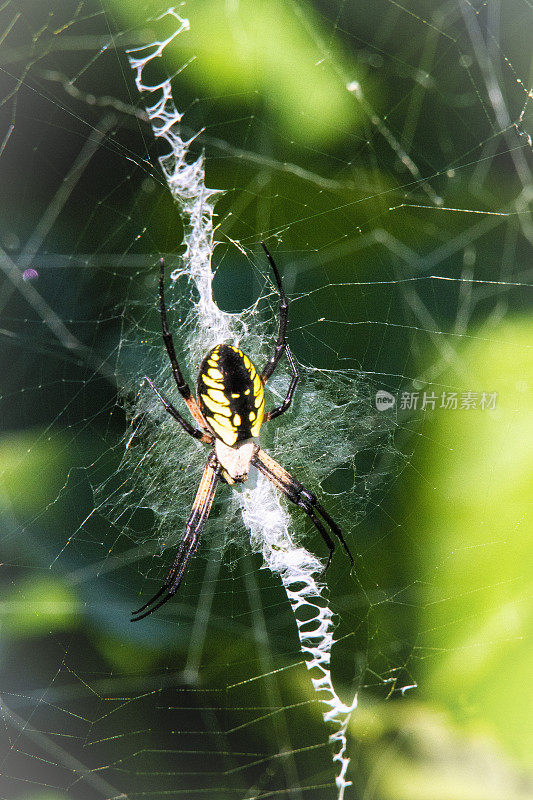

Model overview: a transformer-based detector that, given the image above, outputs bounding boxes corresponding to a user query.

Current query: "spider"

[131,243,353,621]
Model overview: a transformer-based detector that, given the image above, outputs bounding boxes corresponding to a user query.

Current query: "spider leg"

[251,447,354,568]
[266,345,299,421]
[158,257,208,429]
[131,453,221,621]
[260,242,289,383]
[144,376,213,443]
[294,498,336,570]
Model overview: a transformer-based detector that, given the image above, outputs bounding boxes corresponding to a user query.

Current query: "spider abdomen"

[196,344,265,446]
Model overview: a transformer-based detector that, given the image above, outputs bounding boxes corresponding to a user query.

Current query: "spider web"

[0,1,532,799]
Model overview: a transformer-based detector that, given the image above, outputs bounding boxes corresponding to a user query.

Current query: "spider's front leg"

[260,243,300,421]
[131,453,221,621]
[260,242,290,382]
[265,346,299,422]
[144,376,213,443]
[158,257,208,430]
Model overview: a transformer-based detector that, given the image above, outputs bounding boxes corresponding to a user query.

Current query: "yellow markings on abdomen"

[198,343,267,443]
[201,393,231,417]
[250,398,264,437]
[207,367,223,380]
[201,374,224,390]
[212,413,235,430]
[205,388,229,406]
[207,415,238,446]
[254,391,264,410]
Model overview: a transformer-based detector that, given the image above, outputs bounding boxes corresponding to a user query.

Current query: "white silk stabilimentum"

[127,9,357,797]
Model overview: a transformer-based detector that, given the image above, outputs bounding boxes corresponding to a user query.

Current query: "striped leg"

[251,447,353,569]
[131,453,221,621]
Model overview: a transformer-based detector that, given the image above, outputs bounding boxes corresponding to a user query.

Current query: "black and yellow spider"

[132,243,353,621]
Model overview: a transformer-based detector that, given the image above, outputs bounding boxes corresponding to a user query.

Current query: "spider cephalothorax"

[132,244,353,621]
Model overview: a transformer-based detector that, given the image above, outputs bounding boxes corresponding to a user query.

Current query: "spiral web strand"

[127,8,357,797]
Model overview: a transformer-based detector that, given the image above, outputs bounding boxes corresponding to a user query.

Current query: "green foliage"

[410,317,533,768]
[2,575,78,636]
[114,0,361,144]
[0,430,70,514]
[350,702,533,800]
[18,794,68,800]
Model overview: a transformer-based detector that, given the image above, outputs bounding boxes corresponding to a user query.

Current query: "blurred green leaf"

[95,635,160,674]
[115,0,361,144]
[350,701,533,800]
[0,429,70,514]
[18,794,68,800]
[411,318,533,768]
[2,575,78,636]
